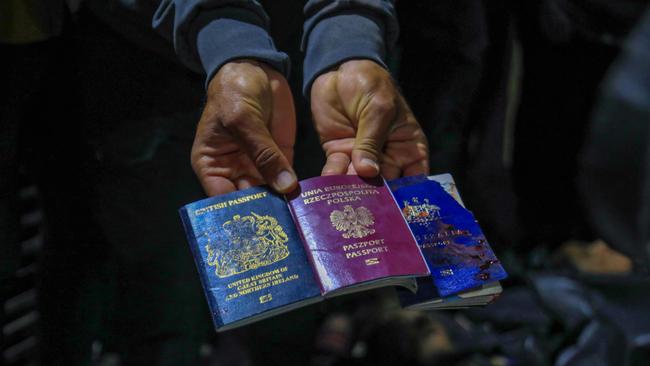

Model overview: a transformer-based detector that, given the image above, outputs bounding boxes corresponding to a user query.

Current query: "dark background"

[2,1,650,365]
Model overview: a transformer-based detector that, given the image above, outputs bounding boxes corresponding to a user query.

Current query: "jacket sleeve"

[152,0,289,88]
[302,0,398,95]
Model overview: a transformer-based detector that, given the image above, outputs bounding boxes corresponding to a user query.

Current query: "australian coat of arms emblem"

[402,197,441,224]
[205,212,290,278]
[330,205,376,239]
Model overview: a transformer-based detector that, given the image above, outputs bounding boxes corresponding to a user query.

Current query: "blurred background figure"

[1,1,91,364]
[396,0,649,266]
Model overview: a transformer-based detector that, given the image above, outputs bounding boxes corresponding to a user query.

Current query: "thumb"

[351,94,396,177]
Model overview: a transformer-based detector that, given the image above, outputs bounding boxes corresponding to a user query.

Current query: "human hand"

[310,60,429,179]
[191,60,297,196]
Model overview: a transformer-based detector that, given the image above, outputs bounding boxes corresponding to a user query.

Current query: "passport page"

[180,186,321,331]
[390,176,507,298]
[287,175,429,295]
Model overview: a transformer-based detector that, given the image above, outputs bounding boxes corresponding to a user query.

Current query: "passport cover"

[287,175,430,294]
[389,175,507,298]
[179,187,321,330]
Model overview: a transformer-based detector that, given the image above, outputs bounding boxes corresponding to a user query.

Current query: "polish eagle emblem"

[329,205,376,239]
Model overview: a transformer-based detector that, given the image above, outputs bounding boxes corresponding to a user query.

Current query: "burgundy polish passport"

[180,175,429,331]
[287,175,430,294]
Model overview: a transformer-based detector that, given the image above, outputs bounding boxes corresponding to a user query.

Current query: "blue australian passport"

[388,174,508,309]
[179,187,321,331]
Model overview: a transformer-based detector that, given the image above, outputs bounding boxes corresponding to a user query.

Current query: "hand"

[310,60,429,179]
[191,60,297,196]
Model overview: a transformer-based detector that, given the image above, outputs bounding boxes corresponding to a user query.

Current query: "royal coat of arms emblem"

[329,205,376,239]
[205,212,290,278]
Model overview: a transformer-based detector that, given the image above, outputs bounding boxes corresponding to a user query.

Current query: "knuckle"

[417,145,429,160]
[190,153,208,177]
[230,73,260,92]
[356,138,381,155]
[221,104,252,130]
[254,146,281,172]
[368,95,397,117]
[190,147,201,172]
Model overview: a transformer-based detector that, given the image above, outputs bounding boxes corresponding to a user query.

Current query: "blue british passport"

[388,174,507,309]
[179,187,321,331]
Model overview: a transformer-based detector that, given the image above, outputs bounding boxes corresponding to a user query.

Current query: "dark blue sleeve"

[302,0,398,96]
[153,0,289,88]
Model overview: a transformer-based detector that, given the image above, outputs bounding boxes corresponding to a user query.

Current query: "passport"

[287,175,430,294]
[388,174,507,309]
[180,176,429,331]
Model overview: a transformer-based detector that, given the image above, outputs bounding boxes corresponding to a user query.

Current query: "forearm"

[153,0,289,87]
[302,0,398,95]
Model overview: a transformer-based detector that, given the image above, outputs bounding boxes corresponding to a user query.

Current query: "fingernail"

[361,158,379,172]
[275,170,296,191]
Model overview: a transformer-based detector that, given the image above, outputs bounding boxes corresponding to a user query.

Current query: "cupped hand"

[192,60,297,196]
[310,60,429,179]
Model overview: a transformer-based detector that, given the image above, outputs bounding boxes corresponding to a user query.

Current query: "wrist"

[207,59,270,104]
[302,12,389,96]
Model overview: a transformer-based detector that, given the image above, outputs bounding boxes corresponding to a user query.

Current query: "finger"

[191,137,238,196]
[280,146,294,167]
[346,163,357,175]
[226,115,297,193]
[384,138,429,177]
[310,72,355,146]
[201,175,237,197]
[267,67,297,164]
[322,152,350,176]
[352,93,397,178]
[382,100,430,177]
